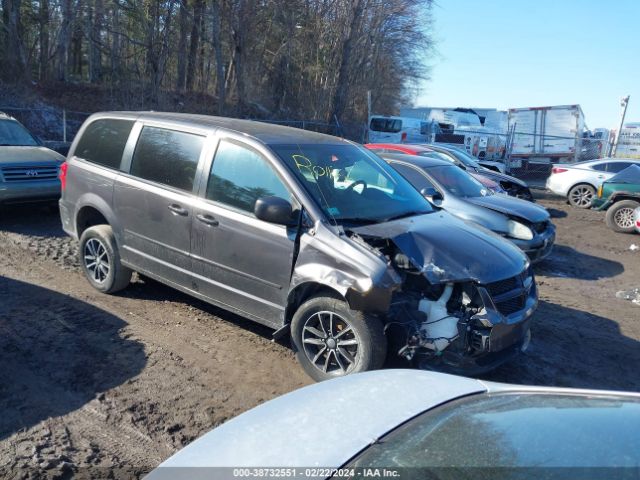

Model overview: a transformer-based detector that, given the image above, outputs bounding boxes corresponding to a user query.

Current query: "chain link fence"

[431,127,613,180]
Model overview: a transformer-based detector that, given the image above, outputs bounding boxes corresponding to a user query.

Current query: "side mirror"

[420,187,443,203]
[254,196,297,226]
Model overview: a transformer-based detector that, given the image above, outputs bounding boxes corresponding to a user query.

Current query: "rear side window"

[391,163,436,191]
[370,118,402,133]
[74,119,134,169]
[607,162,632,173]
[207,140,291,214]
[130,126,204,192]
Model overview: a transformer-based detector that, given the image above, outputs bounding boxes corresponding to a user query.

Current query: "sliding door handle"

[196,213,219,226]
[168,204,189,216]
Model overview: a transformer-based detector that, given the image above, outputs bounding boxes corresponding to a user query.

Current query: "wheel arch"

[74,194,118,238]
[284,282,346,325]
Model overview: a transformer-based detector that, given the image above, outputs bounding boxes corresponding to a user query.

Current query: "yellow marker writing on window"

[292,154,334,178]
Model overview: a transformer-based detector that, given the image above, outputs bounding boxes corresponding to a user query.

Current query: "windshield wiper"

[384,210,431,222]
[337,217,381,225]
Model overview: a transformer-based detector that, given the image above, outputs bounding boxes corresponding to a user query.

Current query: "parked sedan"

[0,112,64,205]
[147,370,640,480]
[592,164,640,233]
[365,143,534,201]
[382,153,555,263]
[546,157,640,208]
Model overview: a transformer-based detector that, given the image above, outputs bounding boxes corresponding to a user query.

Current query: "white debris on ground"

[630,244,639,251]
[616,289,640,306]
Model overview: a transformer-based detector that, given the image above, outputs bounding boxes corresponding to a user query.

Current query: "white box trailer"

[615,123,640,159]
[508,105,585,168]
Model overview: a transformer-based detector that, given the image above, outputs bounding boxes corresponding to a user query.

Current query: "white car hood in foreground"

[147,370,485,479]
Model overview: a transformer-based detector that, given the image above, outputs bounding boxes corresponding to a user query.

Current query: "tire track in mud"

[0,221,309,478]
[2,198,640,477]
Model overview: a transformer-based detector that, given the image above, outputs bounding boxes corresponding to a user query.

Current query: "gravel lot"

[1,193,639,478]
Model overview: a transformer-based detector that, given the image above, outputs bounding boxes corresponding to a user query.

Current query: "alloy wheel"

[302,311,359,375]
[570,186,594,207]
[84,238,110,284]
[614,208,635,229]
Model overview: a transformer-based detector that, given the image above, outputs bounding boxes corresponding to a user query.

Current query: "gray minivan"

[60,112,537,381]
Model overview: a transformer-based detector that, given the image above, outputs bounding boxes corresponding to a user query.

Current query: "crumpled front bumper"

[511,225,556,264]
[432,270,538,375]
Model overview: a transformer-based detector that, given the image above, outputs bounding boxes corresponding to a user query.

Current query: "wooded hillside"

[1,0,433,125]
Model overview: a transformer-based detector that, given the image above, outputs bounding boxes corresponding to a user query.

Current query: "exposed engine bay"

[347,229,535,373]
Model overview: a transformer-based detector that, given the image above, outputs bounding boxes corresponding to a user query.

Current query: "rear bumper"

[545,175,569,197]
[59,199,77,239]
[0,180,60,204]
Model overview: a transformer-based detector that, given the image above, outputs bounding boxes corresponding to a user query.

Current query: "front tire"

[568,184,596,208]
[605,200,640,233]
[290,295,387,382]
[79,225,132,293]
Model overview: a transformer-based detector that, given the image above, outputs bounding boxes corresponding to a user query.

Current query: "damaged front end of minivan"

[291,213,537,375]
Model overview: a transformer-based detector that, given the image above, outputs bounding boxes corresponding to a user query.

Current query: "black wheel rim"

[302,311,359,376]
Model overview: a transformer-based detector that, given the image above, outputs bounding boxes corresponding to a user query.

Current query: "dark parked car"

[60,112,536,380]
[383,153,555,263]
[592,164,640,233]
[365,142,535,201]
[0,112,64,205]
[147,370,640,479]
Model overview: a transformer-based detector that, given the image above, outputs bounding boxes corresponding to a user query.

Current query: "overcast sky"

[414,0,639,129]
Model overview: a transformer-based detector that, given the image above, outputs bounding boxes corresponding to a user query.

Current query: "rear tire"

[290,295,387,382]
[79,225,132,293]
[605,200,640,233]
[568,184,596,208]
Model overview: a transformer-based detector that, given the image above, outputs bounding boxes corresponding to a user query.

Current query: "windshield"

[351,393,640,470]
[0,120,39,146]
[427,165,490,198]
[271,143,433,225]
[438,146,482,169]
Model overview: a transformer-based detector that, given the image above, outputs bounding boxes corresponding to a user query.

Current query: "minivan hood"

[467,195,549,223]
[0,146,65,164]
[351,211,528,285]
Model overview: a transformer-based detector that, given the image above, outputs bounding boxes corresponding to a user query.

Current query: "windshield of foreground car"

[271,143,433,225]
[351,393,640,470]
[427,165,491,198]
[0,120,39,147]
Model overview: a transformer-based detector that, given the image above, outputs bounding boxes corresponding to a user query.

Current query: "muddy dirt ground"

[1,192,639,479]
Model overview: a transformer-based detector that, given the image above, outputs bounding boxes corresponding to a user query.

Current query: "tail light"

[401,132,407,142]
[597,185,603,198]
[59,162,68,191]
[551,167,568,174]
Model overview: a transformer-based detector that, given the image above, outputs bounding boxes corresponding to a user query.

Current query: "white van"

[368,116,431,144]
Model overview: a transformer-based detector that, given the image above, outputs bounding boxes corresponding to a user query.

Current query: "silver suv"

[60,112,537,381]
[0,113,63,205]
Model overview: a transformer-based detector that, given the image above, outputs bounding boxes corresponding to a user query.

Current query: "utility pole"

[611,95,630,157]
[366,90,372,143]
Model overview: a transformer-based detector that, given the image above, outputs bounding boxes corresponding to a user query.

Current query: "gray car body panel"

[61,111,533,331]
[383,154,555,263]
[146,369,640,479]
